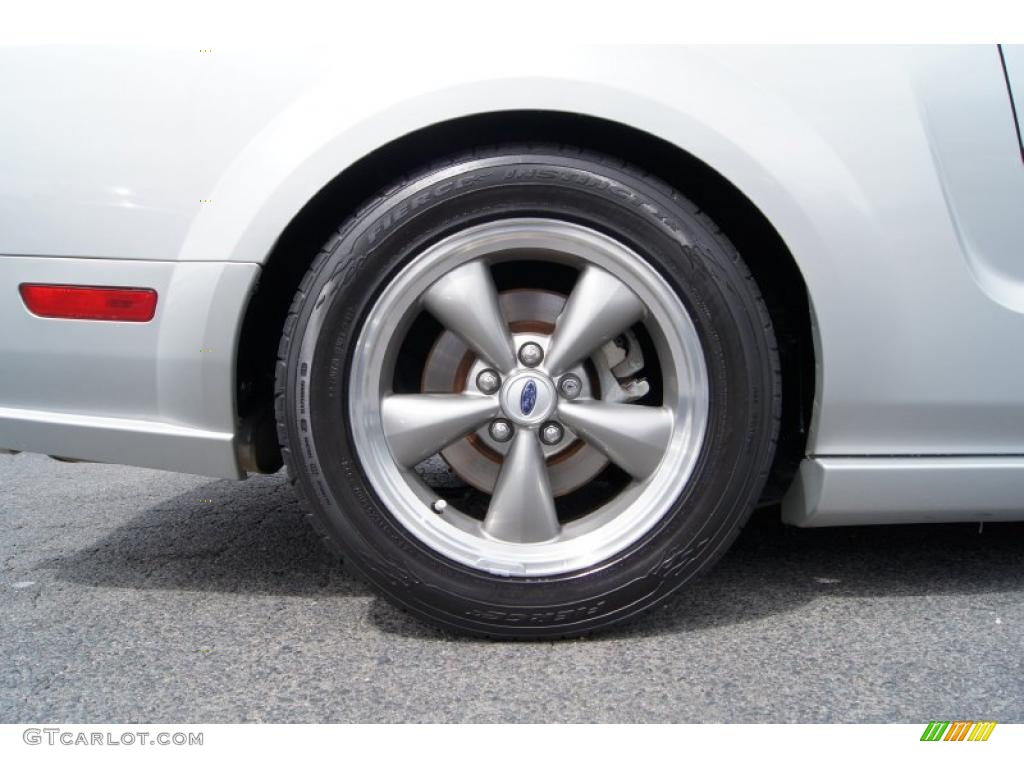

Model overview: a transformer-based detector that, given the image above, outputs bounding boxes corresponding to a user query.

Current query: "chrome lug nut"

[518,342,544,368]
[475,368,501,394]
[488,419,514,443]
[558,374,582,399]
[539,421,564,446]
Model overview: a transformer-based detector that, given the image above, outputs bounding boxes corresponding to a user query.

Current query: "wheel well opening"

[237,111,814,499]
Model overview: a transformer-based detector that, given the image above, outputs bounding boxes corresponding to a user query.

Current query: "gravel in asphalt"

[1,451,1022,722]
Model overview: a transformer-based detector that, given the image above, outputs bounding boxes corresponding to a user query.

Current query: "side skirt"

[783,456,1024,526]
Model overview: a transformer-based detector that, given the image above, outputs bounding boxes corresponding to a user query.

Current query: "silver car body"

[2,45,1023,525]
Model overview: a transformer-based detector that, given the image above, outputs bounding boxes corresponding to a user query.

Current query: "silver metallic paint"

[0,256,257,478]
[783,457,1024,526]
[1,46,1022,524]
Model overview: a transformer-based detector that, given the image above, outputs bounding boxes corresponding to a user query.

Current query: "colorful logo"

[520,379,537,416]
[920,721,996,741]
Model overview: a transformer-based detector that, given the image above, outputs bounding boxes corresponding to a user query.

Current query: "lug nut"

[488,419,514,443]
[558,374,582,399]
[539,421,564,446]
[518,342,544,368]
[475,368,501,394]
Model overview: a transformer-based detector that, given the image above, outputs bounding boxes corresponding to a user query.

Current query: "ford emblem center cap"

[501,372,556,426]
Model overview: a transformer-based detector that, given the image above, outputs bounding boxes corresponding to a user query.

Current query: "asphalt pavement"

[2,451,1022,722]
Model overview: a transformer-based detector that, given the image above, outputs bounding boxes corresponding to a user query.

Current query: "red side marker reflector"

[19,284,158,322]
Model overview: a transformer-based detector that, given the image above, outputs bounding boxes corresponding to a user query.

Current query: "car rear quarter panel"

[2,45,1023,482]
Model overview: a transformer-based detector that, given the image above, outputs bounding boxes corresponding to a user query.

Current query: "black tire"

[275,146,781,639]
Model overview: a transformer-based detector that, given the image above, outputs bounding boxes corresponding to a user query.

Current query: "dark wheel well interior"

[237,111,814,502]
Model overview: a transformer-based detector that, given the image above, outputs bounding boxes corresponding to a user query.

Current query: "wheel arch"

[236,111,816,501]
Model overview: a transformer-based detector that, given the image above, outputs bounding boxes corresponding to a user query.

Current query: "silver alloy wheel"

[349,219,709,576]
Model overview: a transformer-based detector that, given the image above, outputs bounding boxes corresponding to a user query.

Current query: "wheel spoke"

[483,430,560,543]
[557,401,673,480]
[422,260,517,372]
[381,394,498,467]
[544,266,646,375]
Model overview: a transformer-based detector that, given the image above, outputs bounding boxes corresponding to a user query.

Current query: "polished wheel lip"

[349,218,709,576]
